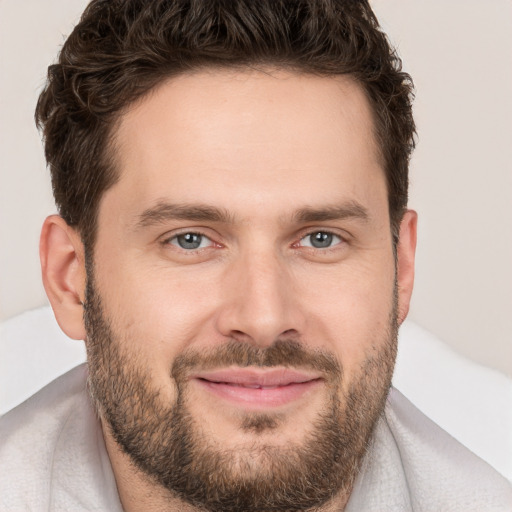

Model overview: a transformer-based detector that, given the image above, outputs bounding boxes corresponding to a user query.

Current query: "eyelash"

[162,229,346,253]
[163,231,218,252]
[295,230,344,250]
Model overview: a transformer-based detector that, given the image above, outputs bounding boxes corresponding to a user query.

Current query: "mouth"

[190,368,323,409]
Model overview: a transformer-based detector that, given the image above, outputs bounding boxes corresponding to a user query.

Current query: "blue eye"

[299,231,342,249]
[169,232,212,250]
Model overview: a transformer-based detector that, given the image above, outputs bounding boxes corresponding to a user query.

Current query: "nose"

[215,248,305,347]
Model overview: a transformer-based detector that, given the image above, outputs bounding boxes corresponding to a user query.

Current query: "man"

[0,0,511,510]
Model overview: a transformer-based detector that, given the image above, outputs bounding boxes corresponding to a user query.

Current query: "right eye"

[167,232,213,250]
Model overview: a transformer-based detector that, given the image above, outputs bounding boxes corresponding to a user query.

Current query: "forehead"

[104,69,385,223]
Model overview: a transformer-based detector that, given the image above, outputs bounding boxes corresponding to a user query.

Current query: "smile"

[190,368,323,409]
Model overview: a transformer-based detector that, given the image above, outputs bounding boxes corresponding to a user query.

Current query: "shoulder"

[0,363,90,458]
[0,364,121,511]
[385,387,512,511]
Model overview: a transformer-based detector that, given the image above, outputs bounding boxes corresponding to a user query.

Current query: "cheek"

[93,256,223,363]
[297,260,396,370]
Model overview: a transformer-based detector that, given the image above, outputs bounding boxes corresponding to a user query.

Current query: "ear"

[40,215,87,340]
[396,210,417,325]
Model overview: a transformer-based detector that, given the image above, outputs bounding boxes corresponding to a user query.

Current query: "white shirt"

[1,364,511,511]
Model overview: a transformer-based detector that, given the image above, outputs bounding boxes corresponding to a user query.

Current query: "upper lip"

[190,368,322,388]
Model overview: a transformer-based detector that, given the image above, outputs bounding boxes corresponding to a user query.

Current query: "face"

[84,69,408,511]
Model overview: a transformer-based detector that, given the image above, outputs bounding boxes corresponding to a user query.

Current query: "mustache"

[171,339,342,383]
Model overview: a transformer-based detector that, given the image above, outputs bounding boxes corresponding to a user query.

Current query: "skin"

[40,69,417,511]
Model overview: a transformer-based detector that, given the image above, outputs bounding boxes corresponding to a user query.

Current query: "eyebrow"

[136,202,234,228]
[293,202,370,223]
[135,200,370,229]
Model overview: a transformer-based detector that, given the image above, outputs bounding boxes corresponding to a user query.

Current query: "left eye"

[169,232,213,250]
[299,231,342,249]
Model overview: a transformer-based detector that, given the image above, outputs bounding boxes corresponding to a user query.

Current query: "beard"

[84,273,398,512]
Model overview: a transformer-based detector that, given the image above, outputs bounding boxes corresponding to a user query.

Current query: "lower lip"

[194,378,322,408]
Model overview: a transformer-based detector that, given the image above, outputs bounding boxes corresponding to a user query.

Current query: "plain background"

[0,0,511,378]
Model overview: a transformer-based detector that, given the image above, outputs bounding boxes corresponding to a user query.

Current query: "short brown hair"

[36,0,415,251]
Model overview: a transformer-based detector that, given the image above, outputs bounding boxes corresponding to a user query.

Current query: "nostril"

[229,330,253,343]
[281,329,299,338]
